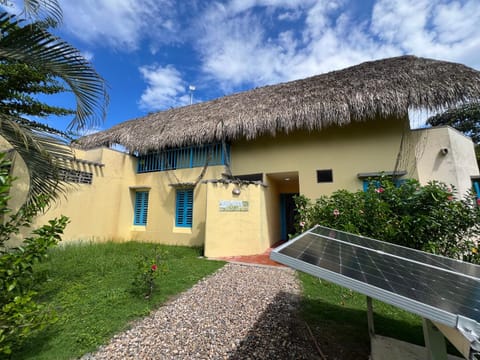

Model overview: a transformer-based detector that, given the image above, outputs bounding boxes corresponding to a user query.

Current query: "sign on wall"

[219,200,249,212]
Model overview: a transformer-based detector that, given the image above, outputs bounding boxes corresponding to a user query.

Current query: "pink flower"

[447,195,453,201]
[375,187,385,193]
[477,198,480,206]
[151,264,158,271]
[333,209,340,217]
[299,221,305,228]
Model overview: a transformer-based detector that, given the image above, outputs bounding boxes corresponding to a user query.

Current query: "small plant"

[131,248,168,299]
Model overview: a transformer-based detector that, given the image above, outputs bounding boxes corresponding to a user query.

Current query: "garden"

[2,155,480,358]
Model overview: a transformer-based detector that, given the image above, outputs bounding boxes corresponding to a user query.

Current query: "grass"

[299,272,460,357]
[14,241,225,360]
[12,241,459,359]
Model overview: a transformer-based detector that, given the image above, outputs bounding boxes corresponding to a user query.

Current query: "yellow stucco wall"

[28,147,137,243]
[204,182,269,257]
[129,165,224,247]
[9,145,225,248]
[230,116,410,199]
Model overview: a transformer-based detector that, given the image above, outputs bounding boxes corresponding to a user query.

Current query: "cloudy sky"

[5,0,480,131]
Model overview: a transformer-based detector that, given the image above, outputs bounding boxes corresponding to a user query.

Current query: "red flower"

[477,198,480,206]
[151,264,158,271]
[375,187,385,193]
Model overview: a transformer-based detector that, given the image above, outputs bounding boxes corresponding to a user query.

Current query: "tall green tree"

[427,103,480,164]
[0,0,108,206]
[0,60,74,119]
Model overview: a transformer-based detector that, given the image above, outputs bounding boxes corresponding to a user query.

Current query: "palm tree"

[0,0,108,207]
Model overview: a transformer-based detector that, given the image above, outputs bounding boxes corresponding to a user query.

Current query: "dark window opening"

[235,173,263,182]
[317,169,333,183]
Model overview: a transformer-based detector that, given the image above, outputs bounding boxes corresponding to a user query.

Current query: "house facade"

[7,56,480,257]
[9,120,479,257]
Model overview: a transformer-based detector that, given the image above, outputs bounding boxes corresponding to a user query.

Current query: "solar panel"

[311,226,480,279]
[271,225,480,332]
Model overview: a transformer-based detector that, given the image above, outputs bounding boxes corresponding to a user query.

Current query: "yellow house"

[7,56,480,257]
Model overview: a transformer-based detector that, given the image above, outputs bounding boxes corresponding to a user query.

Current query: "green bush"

[131,248,168,299]
[0,153,69,355]
[294,178,480,263]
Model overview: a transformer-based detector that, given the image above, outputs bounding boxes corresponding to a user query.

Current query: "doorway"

[280,193,299,241]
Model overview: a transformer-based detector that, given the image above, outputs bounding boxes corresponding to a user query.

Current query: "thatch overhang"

[76,56,480,154]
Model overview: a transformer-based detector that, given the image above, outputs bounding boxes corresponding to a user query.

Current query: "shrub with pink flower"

[293,179,480,264]
[131,249,168,299]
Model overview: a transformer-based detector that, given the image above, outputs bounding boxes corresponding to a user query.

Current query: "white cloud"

[60,0,178,50]
[371,0,480,65]
[62,0,479,115]
[138,64,190,111]
[192,0,480,94]
[195,0,394,90]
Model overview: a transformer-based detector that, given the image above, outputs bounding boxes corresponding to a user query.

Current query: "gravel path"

[85,263,319,359]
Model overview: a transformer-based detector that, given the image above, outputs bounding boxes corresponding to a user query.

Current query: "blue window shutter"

[134,191,149,225]
[176,189,193,227]
[185,189,193,226]
[176,190,185,226]
[362,180,369,192]
[474,181,480,199]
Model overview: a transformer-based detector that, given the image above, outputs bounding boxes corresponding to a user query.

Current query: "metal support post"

[367,296,375,339]
[423,318,448,360]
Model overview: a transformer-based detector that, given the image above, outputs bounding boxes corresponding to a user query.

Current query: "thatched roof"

[77,55,480,154]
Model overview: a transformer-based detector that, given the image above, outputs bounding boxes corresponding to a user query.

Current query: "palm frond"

[0,113,72,207]
[0,13,108,131]
[20,0,62,26]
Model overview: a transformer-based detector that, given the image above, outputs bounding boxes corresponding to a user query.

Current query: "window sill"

[132,225,147,231]
[173,227,192,234]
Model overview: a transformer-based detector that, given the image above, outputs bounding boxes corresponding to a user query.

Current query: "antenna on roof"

[189,85,196,105]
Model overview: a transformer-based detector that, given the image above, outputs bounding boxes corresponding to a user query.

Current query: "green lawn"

[15,242,225,360]
[13,242,459,359]
[299,272,460,358]
[300,271,424,342]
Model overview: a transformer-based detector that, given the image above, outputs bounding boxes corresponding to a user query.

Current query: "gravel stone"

[83,263,319,359]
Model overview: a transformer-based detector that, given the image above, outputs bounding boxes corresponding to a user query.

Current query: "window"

[134,191,149,225]
[358,171,407,191]
[137,143,229,173]
[58,168,93,184]
[317,169,333,183]
[176,188,193,227]
[362,178,406,191]
[472,177,480,204]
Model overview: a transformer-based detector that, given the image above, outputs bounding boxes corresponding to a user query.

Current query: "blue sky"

[5,0,480,132]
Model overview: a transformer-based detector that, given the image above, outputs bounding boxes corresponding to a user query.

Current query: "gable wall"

[230,116,411,199]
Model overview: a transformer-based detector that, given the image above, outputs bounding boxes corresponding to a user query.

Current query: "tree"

[0,60,74,119]
[426,103,480,164]
[0,0,108,206]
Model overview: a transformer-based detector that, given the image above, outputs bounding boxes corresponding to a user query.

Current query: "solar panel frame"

[271,226,480,332]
